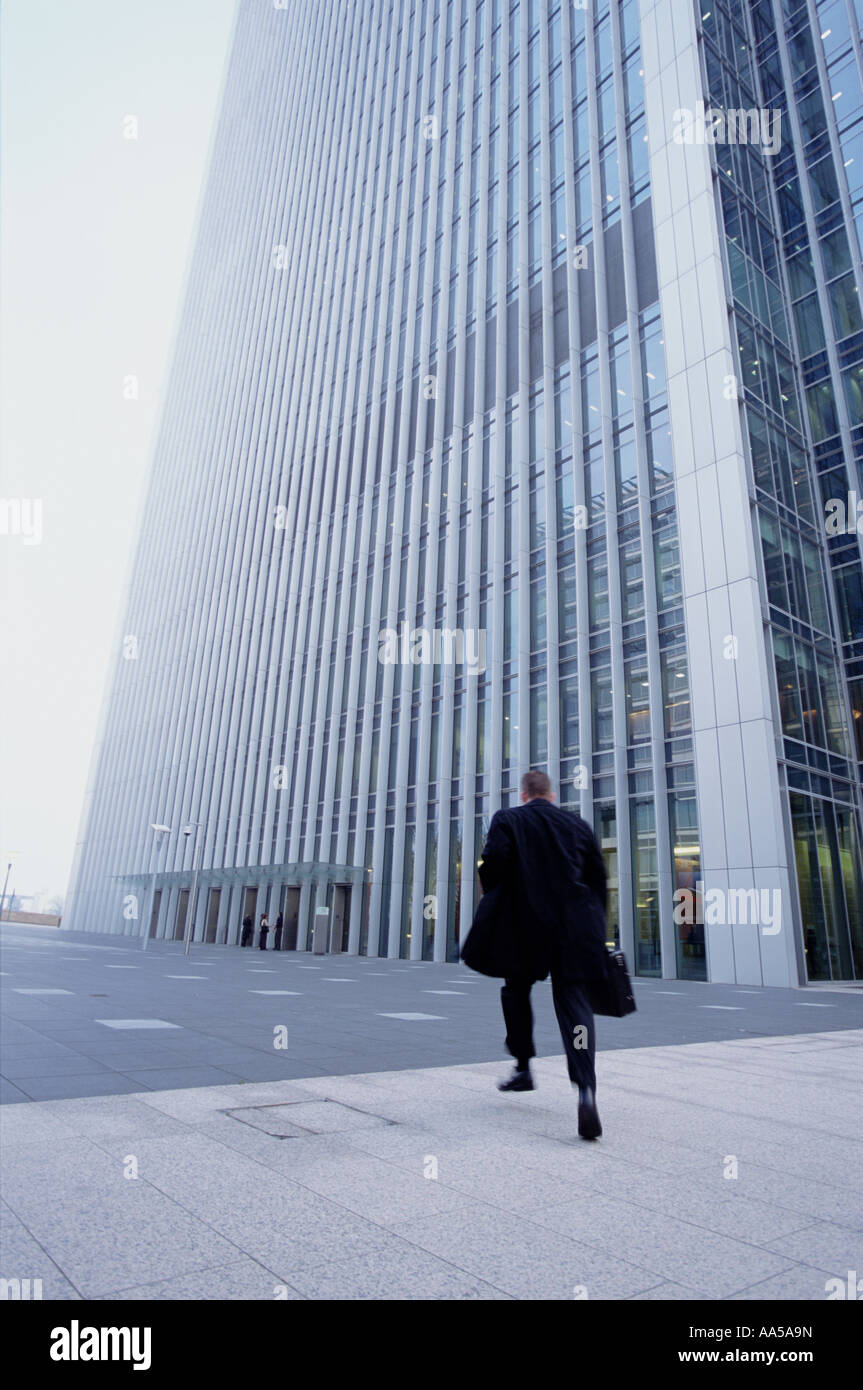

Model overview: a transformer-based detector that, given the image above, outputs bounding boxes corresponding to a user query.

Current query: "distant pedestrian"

[241,914,253,948]
[461,769,608,1141]
[273,912,283,951]
[258,913,269,950]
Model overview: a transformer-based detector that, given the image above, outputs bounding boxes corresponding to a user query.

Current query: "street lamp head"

[182,826,193,837]
[150,824,172,833]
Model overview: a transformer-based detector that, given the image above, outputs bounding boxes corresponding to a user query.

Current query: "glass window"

[599,79,616,140]
[550,123,565,184]
[553,373,572,452]
[574,103,590,165]
[819,0,853,62]
[817,652,851,756]
[527,86,540,144]
[558,564,577,637]
[807,380,840,441]
[616,433,638,504]
[828,271,863,338]
[592,666,613,748]
[794,292,827,357]
[549,66,563,124]
[836,807,863,976]
[548,8,562,65]
[502,689,514,765]
[560,674,578,755]
[596,804,619,948]
[530,685,547,761]
[588,554,609,627]
[655,530,682,609]
[787,249,816,299]
[528,394,545,461]
[833,564,863,645]
[802,537,831,633]
[475,698,489,776]
[646,410,673,490]
[620,545,644,620]
[571,41,586,100]
[625,660,651,743]
[620,0,640,51]
[631,799,660,976]
[628,118,650,189]
[595,17,613,78]
[601,143,620,212]
[669,787,703,980]
[612,340,633,415]
[774,632,803,739]
[829,52,863,127]
[504,587,517,660]
[661,648,690,735]
[586,443,605,513]
[641,320,667,399]
[528,203,542,270]
[840,123,863,197]
[529,477,546,548]
[582,353,602,434]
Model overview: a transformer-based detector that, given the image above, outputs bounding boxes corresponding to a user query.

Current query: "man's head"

[520,769,554,803]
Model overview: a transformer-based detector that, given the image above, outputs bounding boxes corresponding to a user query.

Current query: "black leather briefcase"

[587,948,637,1017]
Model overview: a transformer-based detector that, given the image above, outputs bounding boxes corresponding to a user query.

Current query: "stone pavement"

[3,924,862,1104]
[2,1029,861,1300]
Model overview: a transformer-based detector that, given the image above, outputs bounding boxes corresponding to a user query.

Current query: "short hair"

[521,768,552,799]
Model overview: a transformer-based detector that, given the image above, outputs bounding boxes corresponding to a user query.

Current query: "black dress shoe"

[577,1087,602,1139]
[497,1067,535,1092]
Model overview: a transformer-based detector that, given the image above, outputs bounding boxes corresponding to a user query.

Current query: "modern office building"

[65,0,863,985]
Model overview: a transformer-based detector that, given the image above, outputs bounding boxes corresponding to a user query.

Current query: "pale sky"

[0,0,238,906]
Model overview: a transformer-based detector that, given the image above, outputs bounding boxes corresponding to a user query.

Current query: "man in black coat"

[465,769,608,1140]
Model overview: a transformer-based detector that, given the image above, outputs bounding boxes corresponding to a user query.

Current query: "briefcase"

[587,947,636,1018]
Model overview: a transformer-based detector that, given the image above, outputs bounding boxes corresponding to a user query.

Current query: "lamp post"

[182,825,203,958]
[0,850,22,925]
[0,861,12,923]
[142,825,172,952]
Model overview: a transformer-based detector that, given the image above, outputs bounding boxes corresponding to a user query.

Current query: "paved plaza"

[1,925,861,1300]
[2,924,862,1104]
[1,1032,861,1300]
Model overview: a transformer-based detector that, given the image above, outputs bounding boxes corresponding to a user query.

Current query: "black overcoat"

[461,798,608,981]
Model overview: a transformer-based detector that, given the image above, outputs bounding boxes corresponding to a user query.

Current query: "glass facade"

[65,0,862,986]
[697,0,863,979]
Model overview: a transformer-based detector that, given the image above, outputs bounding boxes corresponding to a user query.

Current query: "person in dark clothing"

[470,769,608,1140]
[241,914,253,948]
[273,912,283,951]
[258,914,269,950]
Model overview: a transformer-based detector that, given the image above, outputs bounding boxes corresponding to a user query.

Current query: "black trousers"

[501,970,596,1091]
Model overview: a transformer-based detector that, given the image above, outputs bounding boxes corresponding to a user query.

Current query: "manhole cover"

[224,1098,394,1138]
